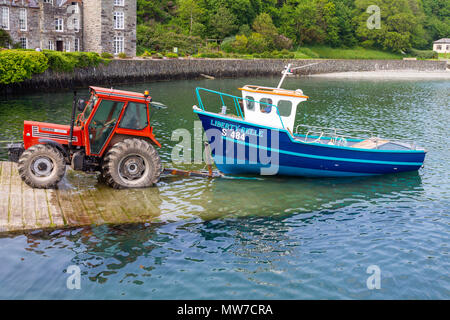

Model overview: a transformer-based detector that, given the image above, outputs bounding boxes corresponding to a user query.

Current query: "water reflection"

[10,170,423,287]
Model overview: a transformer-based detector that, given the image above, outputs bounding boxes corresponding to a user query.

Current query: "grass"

[137,44,411,60]
[438,53,449,59]
[295,45,403,60]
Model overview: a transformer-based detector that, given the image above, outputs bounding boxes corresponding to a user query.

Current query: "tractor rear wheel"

[101,138,162,189]
[18,144,66,189]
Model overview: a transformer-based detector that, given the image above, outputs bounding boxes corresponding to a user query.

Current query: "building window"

[114,11,124,29]
[114,0,124,6]
[436,45,442,50]
[74,38,79,52]
[48,40,54,50]
[66,41,70,52]
[43,0,53,4]
[113,36,124,55]
[55,18,63,32]
[447,45,450,51]
[19,8,27,31]
[70,3,79,14]
[19,37,27,49]
[0,7,9,30]
[73,18,79,32]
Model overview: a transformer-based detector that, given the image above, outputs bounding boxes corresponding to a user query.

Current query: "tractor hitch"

[7,143,24,163]
[162,166,224,179]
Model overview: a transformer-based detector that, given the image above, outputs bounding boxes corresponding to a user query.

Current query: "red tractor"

[8,86,162,189]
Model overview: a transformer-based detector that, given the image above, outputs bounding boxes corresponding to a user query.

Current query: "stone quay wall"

[3,58,447,93]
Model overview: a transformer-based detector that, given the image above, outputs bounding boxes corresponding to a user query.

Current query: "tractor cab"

[77,86,160,157]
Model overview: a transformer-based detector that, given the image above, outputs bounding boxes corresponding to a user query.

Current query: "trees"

[177,0,205,36]
[423,0,450,46]
[135,0,446,55]
[353,0,430,52]
[209,7,238,39]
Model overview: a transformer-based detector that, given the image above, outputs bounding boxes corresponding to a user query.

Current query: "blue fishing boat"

[193,65,427,177]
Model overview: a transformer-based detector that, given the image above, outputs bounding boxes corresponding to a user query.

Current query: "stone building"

[0,0,136,56]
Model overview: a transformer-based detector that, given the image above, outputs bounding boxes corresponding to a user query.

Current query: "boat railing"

[195,87,287,129]
[295,124,418,149]
[295,124,374,141]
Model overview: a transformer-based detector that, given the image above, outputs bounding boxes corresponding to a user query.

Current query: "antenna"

[276,62,320,89]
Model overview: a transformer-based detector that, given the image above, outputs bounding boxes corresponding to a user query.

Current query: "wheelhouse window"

[277,100,292,117]
[19,8,27,31]
[119,102,148,130]
[55,18,63,32]
[0,7,9,30]
[259,98,273,113]
[245,96,255,111]
[113,36,124,54]
[114,11,124,29]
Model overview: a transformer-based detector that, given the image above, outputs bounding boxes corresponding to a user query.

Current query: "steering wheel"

[92,119,116,127]
[104,118,116,127]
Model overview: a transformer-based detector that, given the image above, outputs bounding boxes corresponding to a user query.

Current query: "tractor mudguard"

[37,139,69,160]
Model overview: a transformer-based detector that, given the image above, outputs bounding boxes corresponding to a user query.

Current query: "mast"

[277,64,292,89]
[276,63,320,89]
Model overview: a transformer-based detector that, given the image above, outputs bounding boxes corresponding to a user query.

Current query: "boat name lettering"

[210,120,263,137]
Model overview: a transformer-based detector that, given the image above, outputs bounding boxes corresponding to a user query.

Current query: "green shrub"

[43,51,106,72]
[221,36,236,53]
[118,52,127,59]
[197,51,224,58]
[409,48,438,59]
[140,50,151,58]
[247,33,270,53]
[165,52,178,58]
[0,50,109,84]
[101,52,114,59]
[152,52,164,59]
[232,34,249,54]
[0,50,48,84]
[274,35,293,51]
[260,51,273,58]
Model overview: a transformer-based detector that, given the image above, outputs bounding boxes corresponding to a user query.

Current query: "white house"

[433,38,450,53]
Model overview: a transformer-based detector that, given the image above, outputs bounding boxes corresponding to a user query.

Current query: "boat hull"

[195,110,426,177]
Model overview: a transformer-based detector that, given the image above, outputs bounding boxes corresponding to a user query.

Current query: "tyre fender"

[37,139,69,161]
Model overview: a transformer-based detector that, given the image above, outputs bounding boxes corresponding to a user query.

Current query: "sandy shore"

[309,70,450,80]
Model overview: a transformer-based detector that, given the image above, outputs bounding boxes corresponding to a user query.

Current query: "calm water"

[0,77,448,299]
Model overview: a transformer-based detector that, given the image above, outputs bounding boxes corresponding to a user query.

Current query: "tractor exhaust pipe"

[68,91,77,150]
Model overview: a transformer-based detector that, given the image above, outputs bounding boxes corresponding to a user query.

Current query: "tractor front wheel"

[101,138,162,189]
[18,144,66,189]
